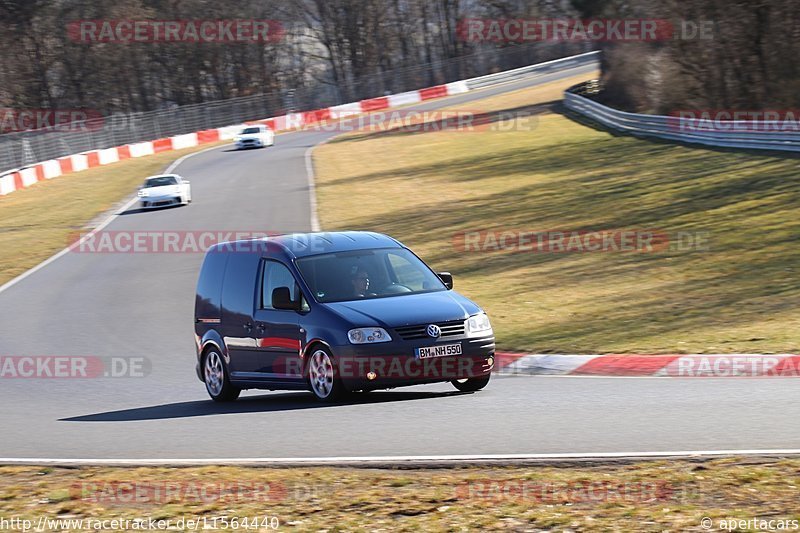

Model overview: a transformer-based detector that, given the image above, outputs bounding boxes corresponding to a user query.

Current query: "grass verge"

[314,73,800,354]
[0,141,227,286]
[0,459,798,531]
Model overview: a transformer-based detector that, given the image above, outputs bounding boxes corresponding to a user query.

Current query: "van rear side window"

[195,250,227,318]
[221,252,260,318]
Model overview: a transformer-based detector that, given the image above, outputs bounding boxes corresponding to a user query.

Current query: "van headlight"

[466,313,493,337]
[348,327,392,344]
[138,190,148,197]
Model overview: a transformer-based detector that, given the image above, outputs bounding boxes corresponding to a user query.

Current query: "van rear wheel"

[204,349,240,402]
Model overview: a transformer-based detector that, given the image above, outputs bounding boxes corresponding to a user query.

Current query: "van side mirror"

[272,287,301,311]
[438,272,453,290]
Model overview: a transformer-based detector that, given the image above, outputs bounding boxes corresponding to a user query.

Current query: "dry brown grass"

[314,73,800,354]
[1,458,799,531]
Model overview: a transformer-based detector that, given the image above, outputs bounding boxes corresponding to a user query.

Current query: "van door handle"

[243,322,253,332]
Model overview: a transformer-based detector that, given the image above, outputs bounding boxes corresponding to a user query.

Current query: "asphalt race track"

[3,61,800,462]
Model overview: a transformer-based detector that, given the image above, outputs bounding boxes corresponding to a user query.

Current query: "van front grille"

[393,320,465,341]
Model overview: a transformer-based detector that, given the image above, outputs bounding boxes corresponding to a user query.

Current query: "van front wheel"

[451,373,491,392]
[307,347,346,402]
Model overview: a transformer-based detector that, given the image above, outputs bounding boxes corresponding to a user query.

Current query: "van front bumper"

[332,334,495,391]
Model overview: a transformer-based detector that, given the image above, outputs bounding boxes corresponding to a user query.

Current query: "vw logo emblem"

[426,324,441,338]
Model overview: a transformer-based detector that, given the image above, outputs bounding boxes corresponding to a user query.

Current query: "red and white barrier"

[329,102,362,119]
[216,124,249,140]
[41,159,62,179]
[170,133,199,150]
[0,174,14,195]
[71,154,89,172]
[19,167,38,188]
[0,82,467,197]
[97,148,120,166]
[446,80,470,95]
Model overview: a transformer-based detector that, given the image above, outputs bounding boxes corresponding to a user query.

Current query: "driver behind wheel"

[350,266,373,298]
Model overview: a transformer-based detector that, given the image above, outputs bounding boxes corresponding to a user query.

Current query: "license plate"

[416,343,462,359]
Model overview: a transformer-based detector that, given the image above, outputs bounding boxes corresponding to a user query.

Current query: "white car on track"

[137,174,191,209]
[234,124,275,149]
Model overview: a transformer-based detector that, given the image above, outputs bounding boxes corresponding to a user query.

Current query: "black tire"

[451,373,491,392]
[306,346,347,402]
[203,348,240,402]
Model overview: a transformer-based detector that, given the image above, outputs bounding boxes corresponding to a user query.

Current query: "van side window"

[221,252,260,319]
[261,261,307,310]
[196,250,227,318]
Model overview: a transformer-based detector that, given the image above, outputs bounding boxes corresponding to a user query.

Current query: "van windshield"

[295,248,447,303]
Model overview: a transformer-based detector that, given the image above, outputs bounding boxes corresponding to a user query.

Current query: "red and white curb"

[495,353,800,377]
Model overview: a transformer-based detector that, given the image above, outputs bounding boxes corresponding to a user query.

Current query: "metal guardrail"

[465,50,599,90]
[564,81,800,152]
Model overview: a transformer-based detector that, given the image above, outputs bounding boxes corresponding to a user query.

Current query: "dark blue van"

[194,232,495,401]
